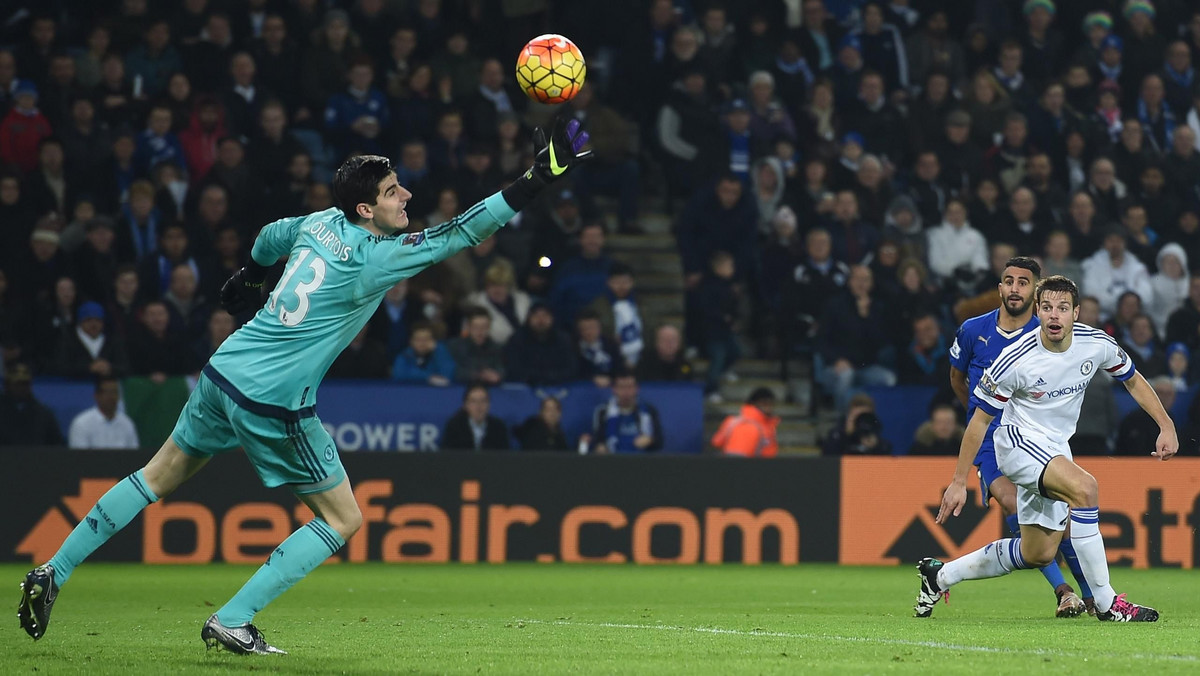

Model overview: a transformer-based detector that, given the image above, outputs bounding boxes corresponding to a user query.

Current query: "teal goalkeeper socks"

[216,519,345,627]
[48,470,159,585]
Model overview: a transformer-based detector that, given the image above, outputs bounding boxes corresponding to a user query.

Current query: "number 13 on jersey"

[267,249,326,326]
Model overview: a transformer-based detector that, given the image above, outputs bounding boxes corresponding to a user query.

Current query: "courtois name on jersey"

[973,324,1133,444]
[207,194,515,413]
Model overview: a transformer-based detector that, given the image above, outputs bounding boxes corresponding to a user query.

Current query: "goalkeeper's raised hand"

[219,264,267,315]
[502,118,592,211]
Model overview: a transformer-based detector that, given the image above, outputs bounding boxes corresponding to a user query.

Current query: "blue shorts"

[171,373,345,495]
[974,437,1006,505]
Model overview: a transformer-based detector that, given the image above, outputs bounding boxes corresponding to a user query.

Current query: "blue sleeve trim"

[975,396,1004,417]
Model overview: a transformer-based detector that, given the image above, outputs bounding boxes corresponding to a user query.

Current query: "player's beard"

[1001,294,1032,317]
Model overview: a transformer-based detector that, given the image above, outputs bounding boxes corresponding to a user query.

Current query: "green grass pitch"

[2,563,1198,674]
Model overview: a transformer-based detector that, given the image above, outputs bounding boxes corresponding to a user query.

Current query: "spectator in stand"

[441,383,510,452]
[697,250,743,401]
[636,324,693,382]
[782,227,850,350]
[992,187,1049,256]
[1081,226,1153,319]
[464,259,531,345]
[846,70,907,166]
[116,180,165,264]
[831,37,865,119]
[1070,296,1119,455]
[711,386,779,458]
[124,19,182,99]
[300,10,366,122]
[137,224,201,301]
[905,11,965,90]
[575,309,622,388]
[326,323,388,380]
[1116,375,1176,455]
[821,392,892,455]
[964,69,1012,151]
[1149,243,1189,335]
[0,362,64,446]
[582,371,663,454]
[907,151,947,227]
[391,321,455,386]
[504,303,577,386]
[851,3,909,94]
[68,375,139,450]
[463,58,519,145]
[565,84,640,233]
[1166,277,1200,350]
[656,67,722,199]
[55,302,128,379]
[585,263,644,369]
[1041,230,1083,283]
[1161,41,1195,119]
[926,197,989,284]
[677,173,758,292]
[26,137,73,217]
[128,300,194,380]
[106,265,141,344]
[1165,342,1189,390]
[824,189,877,265]
[191,308,236,368]
[515,397,570,452]
[909,402,964,455]
[852,155,893,228]
[936,110,983,196]
[162,264,211,342]
[179,97,227,187]
[134,104,185,177]
[447,306,505,385]
[816,265,896,412]
[0,83,53,173]
[1165,126,1200,204]
[1118,313,1167,378]
[549,222,612,325]
[898,313,950,386]
[325,58,390,159]
[72,218,121,304]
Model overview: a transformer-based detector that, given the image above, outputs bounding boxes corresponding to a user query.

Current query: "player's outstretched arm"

[937,408,994,524]
[1122,371,1179,460]
[500,118,592,212]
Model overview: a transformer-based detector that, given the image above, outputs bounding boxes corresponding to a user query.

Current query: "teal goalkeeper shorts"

[171,372,345,495]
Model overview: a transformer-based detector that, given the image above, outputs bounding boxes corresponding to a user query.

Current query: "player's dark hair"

[1004,256,1041,280]
[1035,275,1079,307]
[332,154,393,223]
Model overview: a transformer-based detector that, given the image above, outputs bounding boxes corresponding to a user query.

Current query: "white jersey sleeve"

[1096,332,1135,381]
[973,332,1037,417]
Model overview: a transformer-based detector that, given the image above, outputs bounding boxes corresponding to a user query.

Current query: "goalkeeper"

[18,121,592,655]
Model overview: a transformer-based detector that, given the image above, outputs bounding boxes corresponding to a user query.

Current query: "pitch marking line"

[518,619,1198,663]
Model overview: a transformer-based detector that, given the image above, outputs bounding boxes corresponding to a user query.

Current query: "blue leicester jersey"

[207,194,515,414]
[949,309,1040,427]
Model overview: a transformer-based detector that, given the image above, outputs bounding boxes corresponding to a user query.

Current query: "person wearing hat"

[0,80,52,173]
[831,33,865,106]
[55,301,128,379]
[502,302,578,386]
[712,386,780,457]
[1073,11,1114,67]
[67,375,139,450]
[1164,341,1190,390]
[1081,224,1153,319]
[0,361,64,446]
[1122,1,1166,86]
[1019,0,1064,89]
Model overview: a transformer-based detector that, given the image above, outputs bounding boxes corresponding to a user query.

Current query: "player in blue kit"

[17,120,593,653]
[948,257,1092,617]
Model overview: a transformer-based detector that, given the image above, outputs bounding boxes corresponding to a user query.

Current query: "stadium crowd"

[3,0,1200,454]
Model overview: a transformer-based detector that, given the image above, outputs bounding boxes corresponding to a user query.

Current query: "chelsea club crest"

[1081,360,1094,376]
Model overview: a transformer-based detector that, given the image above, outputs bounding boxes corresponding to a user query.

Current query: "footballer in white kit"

[976,321,1130,531]
[914,276,1177,622]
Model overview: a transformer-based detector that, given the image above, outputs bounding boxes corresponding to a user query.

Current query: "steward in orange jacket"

[711,387,779,457]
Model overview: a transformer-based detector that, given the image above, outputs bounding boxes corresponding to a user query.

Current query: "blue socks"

[216,519,345,627]
[48,471,159,585]
[1058,536,1093,598]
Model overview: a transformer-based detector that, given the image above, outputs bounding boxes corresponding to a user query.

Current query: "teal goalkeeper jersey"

[206,193,515,414]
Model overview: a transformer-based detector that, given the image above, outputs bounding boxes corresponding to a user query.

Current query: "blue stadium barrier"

[34,379,704,453]
[866,385,1197,453]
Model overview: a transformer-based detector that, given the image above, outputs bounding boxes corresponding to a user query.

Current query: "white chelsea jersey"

[973,324,1134,444]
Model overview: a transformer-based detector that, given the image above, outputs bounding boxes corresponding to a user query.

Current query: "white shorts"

[993,425,1070,531]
